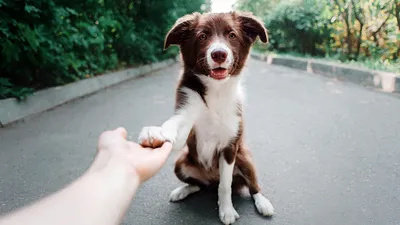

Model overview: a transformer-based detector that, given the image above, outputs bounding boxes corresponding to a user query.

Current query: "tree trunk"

[351,0,364,59]
[333,0,353,59]
[395,0,400,30]
[355,23,363,59]
[395,49,400,60]
[395,0,400,60]
[373,34,379,47]
[345,23,352,58]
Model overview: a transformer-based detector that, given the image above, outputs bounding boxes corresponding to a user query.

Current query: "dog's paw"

[219,205,240,224]
[160,125,177,144]
[169,185,200,202]
[138,126,166,148]
[138,125,177,148]
[253,193,274,216]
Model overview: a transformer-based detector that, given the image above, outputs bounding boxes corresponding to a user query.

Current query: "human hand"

[95,127,172,183]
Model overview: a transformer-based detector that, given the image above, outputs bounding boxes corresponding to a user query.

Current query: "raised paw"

[138,126,166,148]
[169,185,200,202]
[253,193,274,216]
[219,205,240,225]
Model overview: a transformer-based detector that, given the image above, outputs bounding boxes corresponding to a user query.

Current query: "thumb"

[114,127,127,139]
[160,142,173,153]
[154,142,173,159]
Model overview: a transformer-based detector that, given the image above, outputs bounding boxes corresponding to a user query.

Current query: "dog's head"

[164,12,268,80]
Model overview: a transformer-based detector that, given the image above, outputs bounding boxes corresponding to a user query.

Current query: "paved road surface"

[1,59,400,225]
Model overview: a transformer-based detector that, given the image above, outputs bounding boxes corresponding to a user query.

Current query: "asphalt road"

[1,59,400,225]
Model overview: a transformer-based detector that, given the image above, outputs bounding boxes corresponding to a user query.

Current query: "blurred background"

[1,0,399,100]
[235,0,400,74]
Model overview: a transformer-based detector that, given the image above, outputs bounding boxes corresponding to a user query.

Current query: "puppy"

[138,11,274,224]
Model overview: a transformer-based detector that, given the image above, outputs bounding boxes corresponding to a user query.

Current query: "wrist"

[90,150,141,188]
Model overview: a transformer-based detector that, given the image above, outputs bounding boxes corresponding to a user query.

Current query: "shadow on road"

[160,187,274,225]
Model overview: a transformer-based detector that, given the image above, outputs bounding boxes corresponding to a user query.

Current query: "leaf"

[24,4,41,13]
[0,0,7,7]
[66,8,78,15]
[21,27,39,51]
[1,40,20,64]
[0,77,12,87]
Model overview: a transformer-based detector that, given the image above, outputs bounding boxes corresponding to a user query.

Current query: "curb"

[0,58,178,127]
[251,52,400,94]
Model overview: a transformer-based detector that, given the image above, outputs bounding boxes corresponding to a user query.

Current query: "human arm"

[0,127,172,225]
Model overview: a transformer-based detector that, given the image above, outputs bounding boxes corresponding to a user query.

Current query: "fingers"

[160,142,173,153]
[154,142,173,160]
[129,140,172,153]
[128,141,143,149]
[114,127,127,139]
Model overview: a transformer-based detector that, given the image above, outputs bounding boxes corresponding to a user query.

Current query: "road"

[1,59,400,225]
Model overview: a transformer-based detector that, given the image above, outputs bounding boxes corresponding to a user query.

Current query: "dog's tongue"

[210,68,228,80]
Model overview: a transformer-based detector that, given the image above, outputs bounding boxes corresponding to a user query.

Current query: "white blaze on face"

[206,41,233,69]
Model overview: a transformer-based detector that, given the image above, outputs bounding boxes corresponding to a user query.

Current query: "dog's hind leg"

[169,184,201,202]
[235,149,275,216]
[170,150,208,202]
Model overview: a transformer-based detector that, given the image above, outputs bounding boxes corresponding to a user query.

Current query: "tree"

[332,0,354,58]
[234,0,280,17]
[394,0,400,58]
[351,0,365,59]
[351,0,394,59]
[235,0,400,71]
[394,0,400,30]
[0,0,206,99]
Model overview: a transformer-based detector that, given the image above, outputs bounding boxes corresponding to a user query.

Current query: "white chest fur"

[194,76,244,168]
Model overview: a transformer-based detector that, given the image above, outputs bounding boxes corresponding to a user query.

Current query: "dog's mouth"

[210,67,229,80]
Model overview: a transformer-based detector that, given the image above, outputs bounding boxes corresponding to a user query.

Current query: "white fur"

[253,193,275,216]
[195,75,242,168]
[206,41,233,69]
[218,155,240,224]
[237,186,251,198]
[138,87,203,151]
[161,87,205,151]
[138,126,165,145]
[170,185,201,202]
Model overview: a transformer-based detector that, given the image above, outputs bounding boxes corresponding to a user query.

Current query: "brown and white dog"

[138,11,274,224]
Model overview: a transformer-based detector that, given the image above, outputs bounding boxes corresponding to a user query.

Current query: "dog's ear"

[237,12,268,43]
[164,13,200,50]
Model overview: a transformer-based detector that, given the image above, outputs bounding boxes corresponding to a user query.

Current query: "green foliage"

[0,0,206,99]
[235,0,280,19]
[0,78,34,100]
[263,0,332,55]
[236,0,400,73]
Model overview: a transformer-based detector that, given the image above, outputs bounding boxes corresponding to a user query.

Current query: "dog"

[138,11,274,224]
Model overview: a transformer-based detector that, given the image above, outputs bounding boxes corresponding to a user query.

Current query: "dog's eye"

[199,33,207,41]
[229,32,236,39]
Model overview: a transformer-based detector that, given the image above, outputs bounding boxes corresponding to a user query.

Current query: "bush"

[0,0,206,100]
[237,0,400,73]
[263,0,332,55]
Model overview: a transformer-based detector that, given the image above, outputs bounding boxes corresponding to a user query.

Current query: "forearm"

[0,154,139,225]
[161,114,194,151]
[162,88,203,151]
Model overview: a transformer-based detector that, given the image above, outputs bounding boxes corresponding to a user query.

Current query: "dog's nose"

[211,49,227,64]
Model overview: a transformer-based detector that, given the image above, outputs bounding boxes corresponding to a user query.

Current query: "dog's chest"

[194,86,241,168]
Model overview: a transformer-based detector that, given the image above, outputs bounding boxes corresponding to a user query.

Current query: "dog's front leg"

[138,88,203,151]
[218,153,239,224]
